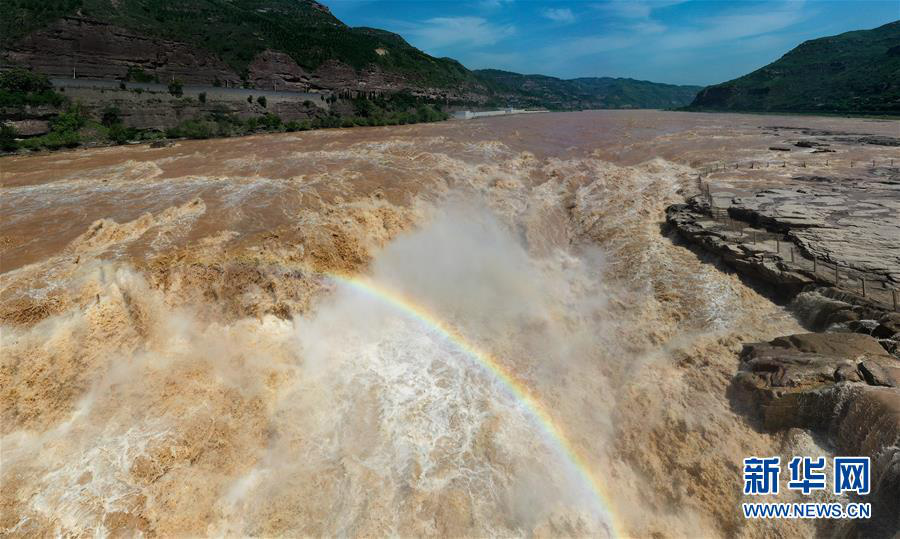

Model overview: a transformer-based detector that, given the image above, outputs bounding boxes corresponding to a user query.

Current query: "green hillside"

[473,69,701,109]
[0,0,478,87]
[570,77,702,109]
[1,0,701,109]
[688,20,900,115]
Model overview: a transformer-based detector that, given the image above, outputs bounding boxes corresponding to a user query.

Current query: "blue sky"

[321,0,899,86]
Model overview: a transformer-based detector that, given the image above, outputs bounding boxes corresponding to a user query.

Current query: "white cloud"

[629,20,666,34]
[658,5,809,49]
[480,0,514,9]
[591,1,686,19]
[540,33,638,60]
[530,0,811,80]
[592,2,651,19]
[542,8,577,24]
[406,17,516,50]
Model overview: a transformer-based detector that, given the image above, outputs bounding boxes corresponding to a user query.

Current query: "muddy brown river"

[1,110,898,537]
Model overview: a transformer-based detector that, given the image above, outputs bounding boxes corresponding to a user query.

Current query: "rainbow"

[328,272,623,538]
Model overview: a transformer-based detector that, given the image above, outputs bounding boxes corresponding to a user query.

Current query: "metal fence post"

[790,247,795,263]
[835,265,839,284]
[776,238,780,253]
[893,289,898,311]
[813,257,817,273]
[861,278,866,298]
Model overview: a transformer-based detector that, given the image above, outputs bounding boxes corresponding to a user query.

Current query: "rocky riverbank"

[666,193,900,350]
[732,332,899,536]
[667,154,900,536]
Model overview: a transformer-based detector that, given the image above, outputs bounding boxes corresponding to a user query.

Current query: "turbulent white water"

[2,114,843,537]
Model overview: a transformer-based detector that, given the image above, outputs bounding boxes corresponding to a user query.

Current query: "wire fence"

[692,177,899,312]
[696,157,897,174]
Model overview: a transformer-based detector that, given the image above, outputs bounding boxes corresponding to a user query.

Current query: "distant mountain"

[688,21,900,115]
[1,0,698,110]
[473,69,701,109]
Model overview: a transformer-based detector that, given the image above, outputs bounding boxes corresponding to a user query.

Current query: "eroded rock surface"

[667,196,818,293]
[733,333,900,537]
[729,180,900,285]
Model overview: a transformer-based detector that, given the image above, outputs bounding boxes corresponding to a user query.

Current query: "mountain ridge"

[0,0,701,110]
[687,20,900,115]
[473,69,702,109]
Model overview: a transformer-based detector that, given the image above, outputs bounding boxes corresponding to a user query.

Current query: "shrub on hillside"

[0,68,52,93]
[167,79,183,97]
[37,129,80,150]
[1,124,18,152]
[50,105,87,133]
[0,68,64,107]
[166,118,214,139]
[260,113,281,129]
[125,67,156,83]
[100,106,121,127]
[107,124,137,145]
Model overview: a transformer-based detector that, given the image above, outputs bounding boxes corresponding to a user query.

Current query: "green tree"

[100,106,121,127]
[0,68,52,93]
[126,67,155,83]
[167,79,183,97]
[51,105,87,133]
[0,124,18,152]
[260,113,281,129]
[107,124,136,145]
[257,95,267,108]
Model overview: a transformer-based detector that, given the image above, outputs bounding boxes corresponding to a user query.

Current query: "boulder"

[731,332,900,536]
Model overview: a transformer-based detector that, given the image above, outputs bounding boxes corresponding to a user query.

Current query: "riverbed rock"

[732,332,900,537]
[733,333,894,430]
[666,174,900,340]
[666,198,817,295]
[727,184,900,285]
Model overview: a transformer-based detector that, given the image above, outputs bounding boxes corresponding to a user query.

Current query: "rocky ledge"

[666,195,899,352]
[731,333,899,537]
[668,168,900,535]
